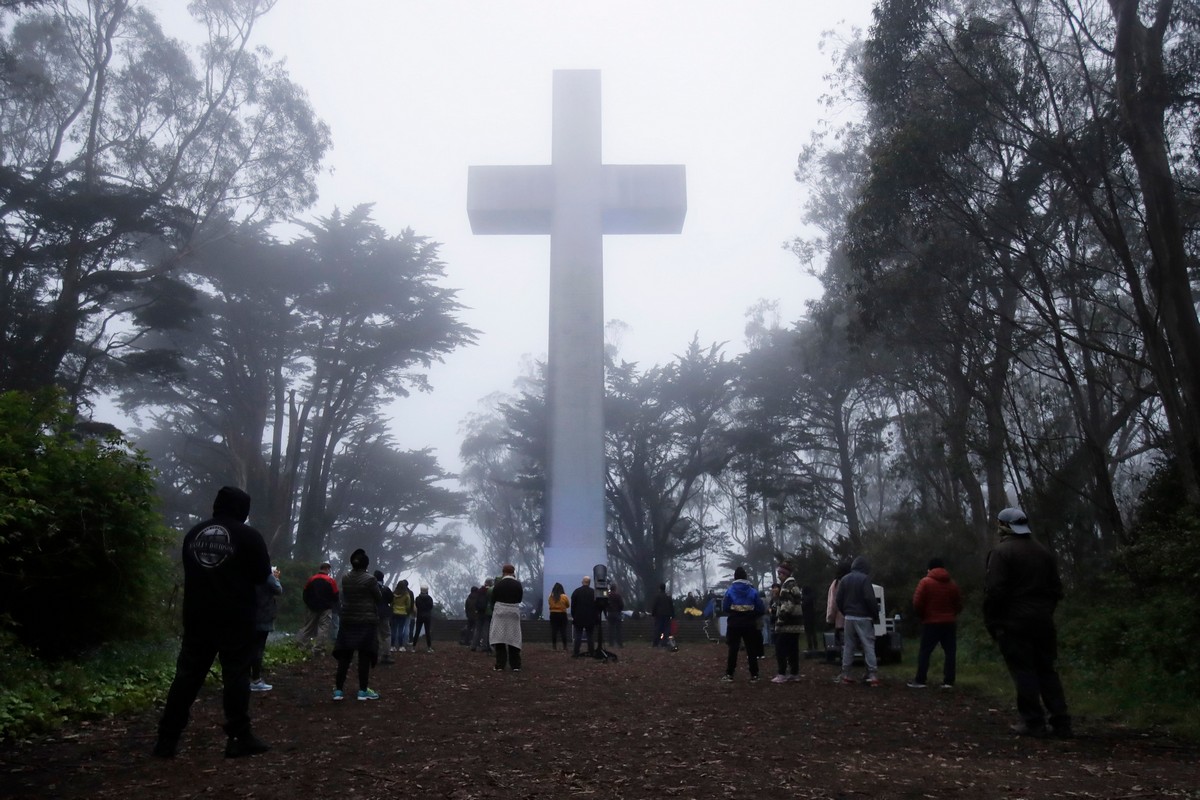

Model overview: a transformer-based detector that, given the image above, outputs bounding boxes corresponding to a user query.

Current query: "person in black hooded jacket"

[154,486,272,759]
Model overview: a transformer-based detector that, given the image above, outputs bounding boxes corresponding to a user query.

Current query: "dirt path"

[2,643,1197,799]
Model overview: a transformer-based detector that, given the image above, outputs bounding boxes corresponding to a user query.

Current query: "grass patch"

[0,632,307,743]
[884,621,1200,741]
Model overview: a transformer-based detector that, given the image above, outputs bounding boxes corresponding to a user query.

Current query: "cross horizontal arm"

[603,164,687,234]
[467,165,554,234]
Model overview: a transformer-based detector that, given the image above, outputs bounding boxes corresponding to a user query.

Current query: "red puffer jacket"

[912,568,963,624]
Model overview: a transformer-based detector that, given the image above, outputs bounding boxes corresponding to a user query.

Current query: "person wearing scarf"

[490,564,524,671]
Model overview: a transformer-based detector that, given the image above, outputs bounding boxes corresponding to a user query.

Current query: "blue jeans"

[841,616,877,677]
[390,615,408,647]
[914,622,957,685]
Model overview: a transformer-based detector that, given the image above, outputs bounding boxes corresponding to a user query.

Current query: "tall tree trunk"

[1109,0,1200,501]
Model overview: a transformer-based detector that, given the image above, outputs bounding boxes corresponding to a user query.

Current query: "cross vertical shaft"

[468,70,686,599]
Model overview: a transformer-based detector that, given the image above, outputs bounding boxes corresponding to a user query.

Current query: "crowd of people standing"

[153,486,1070,759]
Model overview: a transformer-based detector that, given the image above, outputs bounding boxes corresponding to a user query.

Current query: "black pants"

[802,612,819,650]
[608,616,624,647]
[775,631,801,675]
[411,617,432,648]
[250,629,269,681]
[997,620,1070,729]
[335,649,372,692]
[550,612,569,649]
[494,643,522,670]
[725,624,761,677]
[915,622,958,686]
[158,625,255,741]
[573,623,594,655]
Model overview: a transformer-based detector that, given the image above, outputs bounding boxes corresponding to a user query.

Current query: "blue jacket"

[723,579,764,630]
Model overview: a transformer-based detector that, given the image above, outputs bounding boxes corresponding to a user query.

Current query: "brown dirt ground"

[2,639,1198,800]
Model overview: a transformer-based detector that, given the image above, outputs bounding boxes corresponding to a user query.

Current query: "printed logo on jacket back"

[190,525,234,568]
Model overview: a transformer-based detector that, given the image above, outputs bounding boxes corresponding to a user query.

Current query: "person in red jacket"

[907,557,963,689]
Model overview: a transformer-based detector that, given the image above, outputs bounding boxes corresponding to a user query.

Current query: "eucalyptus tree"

[0,0,329,401]
[1105,0,1200,499]
[815,0,1183,555]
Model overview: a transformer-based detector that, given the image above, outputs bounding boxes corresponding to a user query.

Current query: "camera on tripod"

[593,564,610,600]
[590,564,618,662]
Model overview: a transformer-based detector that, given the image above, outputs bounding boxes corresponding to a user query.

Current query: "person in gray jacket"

[250,566,282,692]
[835,556,881,686]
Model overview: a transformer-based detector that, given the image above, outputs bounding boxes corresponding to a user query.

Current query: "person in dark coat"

[607,582,626,648]
[411,584,435,652]
[332,549,382,701]
[472,577,493,651]
[374,570,395,664]
[985,507,1072,738]
[154,486,272,759]
[465,586,480,647]
[650,584,675,647]
[570,576,596,657]
[799,584,819,652]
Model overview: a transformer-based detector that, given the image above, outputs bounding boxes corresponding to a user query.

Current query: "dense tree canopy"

[0,0,330,402]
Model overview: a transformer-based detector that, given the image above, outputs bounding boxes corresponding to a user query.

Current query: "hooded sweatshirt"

[180,486,271,632]
[912,567,963,625]
[835,556,879,622]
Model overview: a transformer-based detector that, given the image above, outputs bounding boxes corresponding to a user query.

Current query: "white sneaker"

[770,675,789,684]
[250,679,272,692]
[398,646,407,652]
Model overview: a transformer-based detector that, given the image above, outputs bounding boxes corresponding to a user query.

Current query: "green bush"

[0,389,174,657]
[0,630,175,741]
[0,631,308,742]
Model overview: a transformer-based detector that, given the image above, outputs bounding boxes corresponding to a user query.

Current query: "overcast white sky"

[152,0,875,482]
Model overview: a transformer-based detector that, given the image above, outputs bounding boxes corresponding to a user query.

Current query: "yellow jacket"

[547,593,570,614]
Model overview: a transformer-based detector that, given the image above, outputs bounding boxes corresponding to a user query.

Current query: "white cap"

[998,507,1032,534]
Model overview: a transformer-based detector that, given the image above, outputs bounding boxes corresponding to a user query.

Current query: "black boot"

[151,735,179,758]
[225,729,270,758]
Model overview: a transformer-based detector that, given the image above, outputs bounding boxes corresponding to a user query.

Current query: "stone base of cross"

[468,70,686,602]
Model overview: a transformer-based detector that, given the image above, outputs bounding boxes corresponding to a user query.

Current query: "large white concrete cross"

[467,70,686,600]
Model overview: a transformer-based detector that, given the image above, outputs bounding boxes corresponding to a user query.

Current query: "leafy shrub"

[0,389,174,657]
[0,630,306,742]
[0,630,175,741]
[1103,460,1200,686]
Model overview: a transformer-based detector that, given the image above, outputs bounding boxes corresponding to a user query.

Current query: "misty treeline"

[462,0,1200,685]
[0,0,478,656]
